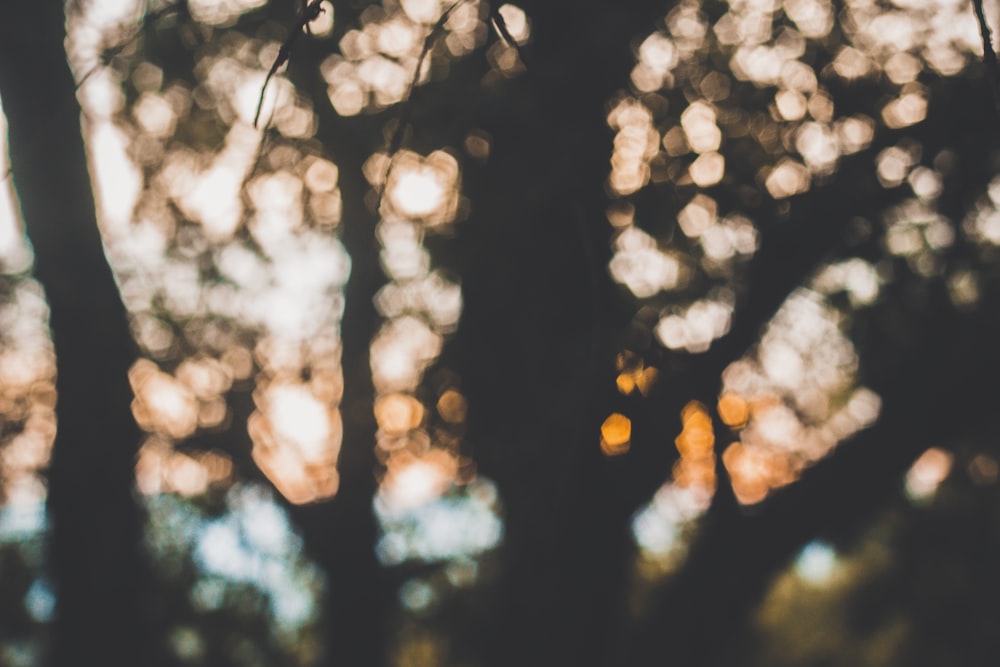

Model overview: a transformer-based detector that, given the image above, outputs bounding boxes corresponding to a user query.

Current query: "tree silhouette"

[2,1,1000,667]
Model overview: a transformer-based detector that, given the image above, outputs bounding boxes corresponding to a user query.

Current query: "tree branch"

[0,4,151,666]
[973,0,1000,110]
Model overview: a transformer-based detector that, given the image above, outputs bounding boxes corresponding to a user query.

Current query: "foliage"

[3,0,1000,666]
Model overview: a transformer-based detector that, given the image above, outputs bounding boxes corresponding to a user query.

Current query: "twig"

[254,0,325,128]
[973,0,1000,111]
[378,0,470,211]
[75,3,183,90]
[489,6,526,66]
[246,127,276,187]
[377,1,530,212]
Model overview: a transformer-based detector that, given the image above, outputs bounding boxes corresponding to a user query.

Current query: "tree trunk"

[0,4,150,667]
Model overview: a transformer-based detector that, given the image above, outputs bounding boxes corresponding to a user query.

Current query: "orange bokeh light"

[379,448,460,510]
[436,388,468,424]
[675,401,714,459]
[615,351,660,397]
[135,437,234,496]
[247,381,342,504]
[601,413,632,456]
[673,401,716,493]
[375,392,425,436]
[717,392,749,429]
[722,441,797,505]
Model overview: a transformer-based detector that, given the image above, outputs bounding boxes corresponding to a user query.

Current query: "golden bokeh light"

[401,0,445,24]
[261,383,338,461]
[375,392,425,436]
[722,441,796,506]
[715,290,882,505]
[176,356,233,400]
[130,359,201,440]
[249,381,342,505]
[307,0,336,37]
[436,389,467,424]
[881,86,928,130]
[303,156,339,195]
[391,167,445,217]
[904,447,953,503]
[132,91,177,138]
[795,122,840,175]
[717,392,749,429]
[774,89,807,122]
[370,316,444,394]
[884,51,922,85]
[834,115,874,154]
[666,2,707,53]
[677,194,716,238]
[382,150,461,227]
[135,437,234,497]
[680,102,722,154]
[882,198,954,276]
[365,149,469,519]
[812,258,880,307]
[600,413,632,456]
[689,151,725,187]
[700,213,758,262]
[764,158,810,199]
[830,46,873,80]
[608,226,682,298]
[187,0,267,26]
[616,373,635,395]
[672,401,716,494]
[676,401,713,453]
[496,4,531,44]
[654,295,734,353]
[607,98,658,196]
[379,448,460,511]
[0,102,55,507]
[616,354,659,397]
[632,32,678,92]
[876,145,916,188]
[322,0,487,116]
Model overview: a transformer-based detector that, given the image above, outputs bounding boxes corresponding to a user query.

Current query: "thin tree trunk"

[448,2,675,664]
[0,4,150,667]
[304,53,396,664]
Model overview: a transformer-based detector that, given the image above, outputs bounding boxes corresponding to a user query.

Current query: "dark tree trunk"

[444,3,678,665]
[0,5,150,667]
[301,33,399,662]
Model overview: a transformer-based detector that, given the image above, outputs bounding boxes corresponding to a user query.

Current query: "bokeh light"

[323,0,488,115]
[6,0,1000,662]
[61,0,356,507]
[0,96,59,666]
[143,484,325,662]
[904,447,953,504]
[601,412,632,456]
[719,289,881,504]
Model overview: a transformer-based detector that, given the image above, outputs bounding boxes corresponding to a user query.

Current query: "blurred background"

[1,0,1000,665]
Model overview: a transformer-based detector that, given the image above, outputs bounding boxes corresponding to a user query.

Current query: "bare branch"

[75,3,183,90]
[490,6,526,66]
[254,0,325,128]
[973,0,1000,111]
[377,0,470,211]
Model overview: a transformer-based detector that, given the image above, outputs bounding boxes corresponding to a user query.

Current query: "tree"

[2,0,1000,666]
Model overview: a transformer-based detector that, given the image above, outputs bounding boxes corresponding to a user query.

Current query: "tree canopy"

[2,0,1000,666]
